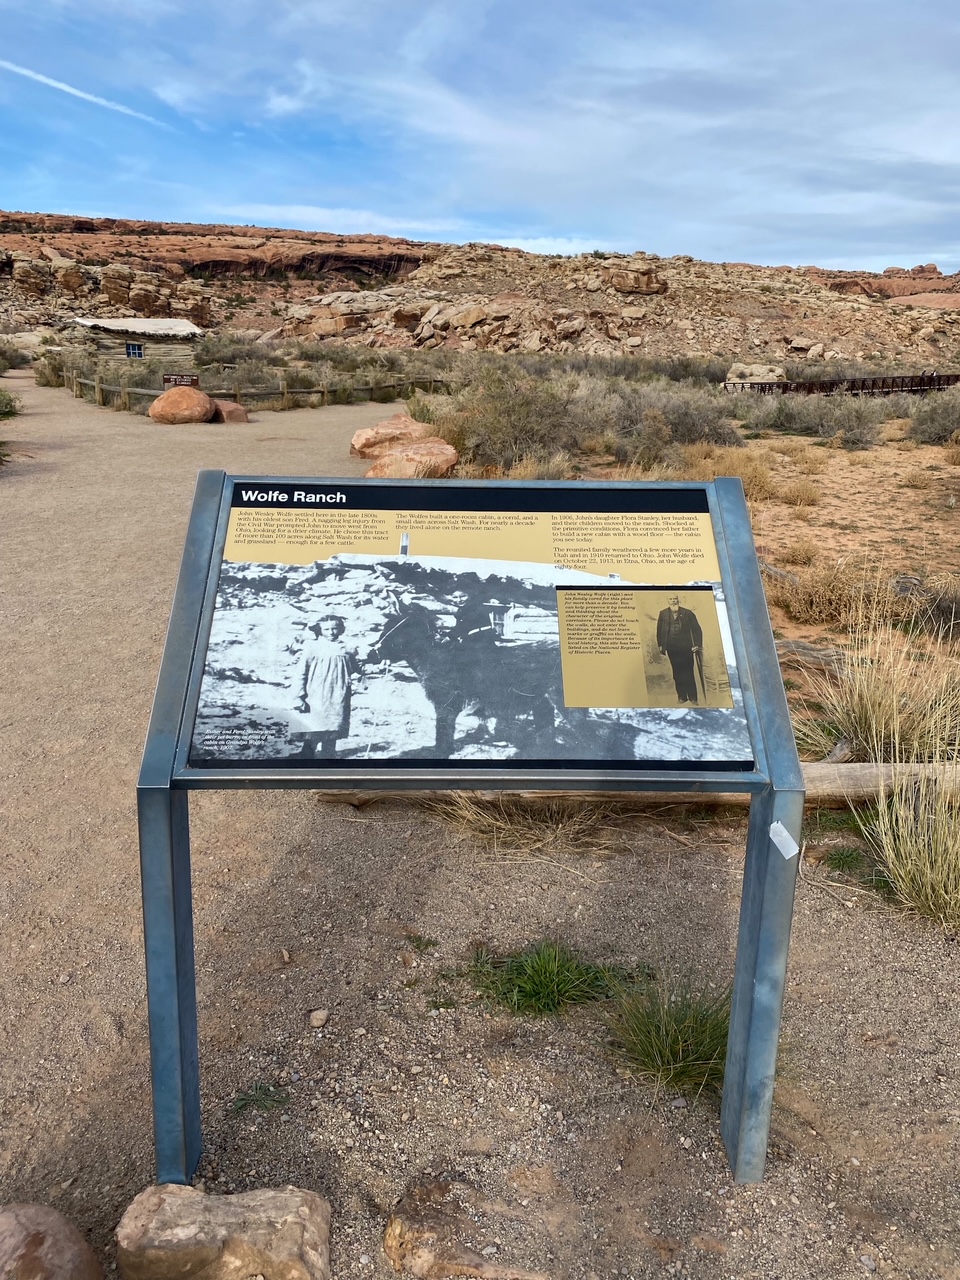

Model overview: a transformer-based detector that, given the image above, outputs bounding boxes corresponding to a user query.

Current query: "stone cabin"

[70,317,203,369]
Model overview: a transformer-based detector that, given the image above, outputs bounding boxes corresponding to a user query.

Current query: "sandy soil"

[1,368,959,1280]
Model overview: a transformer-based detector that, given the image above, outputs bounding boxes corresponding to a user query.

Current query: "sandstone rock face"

[210,398,249,423]
[603,267,667,294]
[148,386,216,424]
[350,414,432,458]
[364,438,458,478]
[12,256,52,298]
[115,1184,331,1280]
[0,1202,103,1280]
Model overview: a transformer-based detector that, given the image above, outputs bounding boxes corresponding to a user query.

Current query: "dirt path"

[1,369,958,1280]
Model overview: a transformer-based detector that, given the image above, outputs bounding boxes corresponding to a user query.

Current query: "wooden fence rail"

[66,372,452,410]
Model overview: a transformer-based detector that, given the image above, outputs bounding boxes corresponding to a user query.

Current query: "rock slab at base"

[350,414,432,458]
[0,1203,103,1280]
[210,398,250,423]
[148,387,216,424]
[383,1178,549,1280]
[115,1184,331,1280]
[364,438,458,478]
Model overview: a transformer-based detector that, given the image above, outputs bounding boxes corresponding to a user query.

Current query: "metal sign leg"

[721,785,803,1181]
[137,784,201,1183]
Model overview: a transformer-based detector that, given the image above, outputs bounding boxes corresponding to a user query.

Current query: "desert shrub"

[0,341,31,372]
[779,479,821,506]
[901,467,933,489]
[608,976,731,1096]
[821,398,883,449]
[779,537,819,566]
[877,392,917,421]
[945,444,960,466]
[0,388,21,419]
[911,385,960,444]
[195,334,286,367]
[613,381,740,449]
[507,452,574,480]
[638,354,729,385]
[34,350,66,386]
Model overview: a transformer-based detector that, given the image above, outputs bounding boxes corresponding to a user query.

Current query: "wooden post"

[120,384,131,412]
[280,378,290,410]
[73,370,81,398]
[234,380,242,407]
[322,383,328,407]
[95,374,103,406]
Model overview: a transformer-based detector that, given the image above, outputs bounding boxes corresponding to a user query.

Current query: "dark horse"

[373,605,563,756]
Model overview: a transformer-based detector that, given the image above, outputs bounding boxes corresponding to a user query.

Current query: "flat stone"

[147,386,215,424]
[210,398,249,423]
[349,414,432,458]
[0,1202,103,1280]
[116,1184,330,1280]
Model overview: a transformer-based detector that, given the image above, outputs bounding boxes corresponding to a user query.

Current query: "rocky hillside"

[2,209,960,365]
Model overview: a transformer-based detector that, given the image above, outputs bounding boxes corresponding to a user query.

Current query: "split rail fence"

[64,370,452,411]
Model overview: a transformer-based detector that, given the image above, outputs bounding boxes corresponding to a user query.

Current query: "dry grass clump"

[793,624,960,762]
[507,452,574,480]
[901,467,934,489]
[678,445,775,501]
[945,444,960,465]
[418,793,644,859]
[779,479,822,507]
[857,773,960,927]
[764,557,909,628]
[608,976,731,1096]
[778,537,819,566]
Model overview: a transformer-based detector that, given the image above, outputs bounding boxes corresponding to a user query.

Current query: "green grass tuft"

[470,939,621,1016]
[228,1081,290,1115]
[608,977,731,1096]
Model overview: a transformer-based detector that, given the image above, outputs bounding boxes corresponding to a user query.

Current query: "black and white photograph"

[189,551,753,768]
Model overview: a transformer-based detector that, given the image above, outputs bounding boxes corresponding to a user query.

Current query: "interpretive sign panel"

[162,373,200,388]
[139,471,804,1188]
[187,481,753,771]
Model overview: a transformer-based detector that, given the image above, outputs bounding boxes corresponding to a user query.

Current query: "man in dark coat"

[656,595,703,704]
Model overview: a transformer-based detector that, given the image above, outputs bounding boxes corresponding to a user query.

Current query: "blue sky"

[1,0,959,271]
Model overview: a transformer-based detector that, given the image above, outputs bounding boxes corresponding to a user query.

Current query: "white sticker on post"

[769,821,800,860]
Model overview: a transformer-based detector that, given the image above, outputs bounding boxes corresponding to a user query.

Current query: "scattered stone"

[383,1178,549,1280]
[147,386,216,425]
[308,1009,329,1029]
[0,1203,103,1280]
[349,414,432,458]
[364,438,458,479]
[210,399,249,423]
[115,1184,331,1280]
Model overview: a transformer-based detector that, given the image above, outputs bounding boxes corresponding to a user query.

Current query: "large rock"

[211,398,249,423]
[725,362,787,384]
[350,413,432,458]
[148,386,216,424]
[364,438,458,478]
[0,1202,103,1280]
[115,1184,330,1280]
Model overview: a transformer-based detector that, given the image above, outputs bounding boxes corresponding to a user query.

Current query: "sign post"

[138,472,803,1184]
[162,374,201,390]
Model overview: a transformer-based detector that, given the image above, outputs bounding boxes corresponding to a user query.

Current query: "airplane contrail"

[0,59,169,127]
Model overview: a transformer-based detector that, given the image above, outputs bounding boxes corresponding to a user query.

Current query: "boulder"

[115,1184,331,1280]
[725,363,787,384]
[447,304,487,329]
[148,386,216,424]
[211,399,249,423]
[0,1203,103,1280]
[364,438,458,478]
[350,414,432,458]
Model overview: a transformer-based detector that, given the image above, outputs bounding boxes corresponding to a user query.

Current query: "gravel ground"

[0,367,958,1280]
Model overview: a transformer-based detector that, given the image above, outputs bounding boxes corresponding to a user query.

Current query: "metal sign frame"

[137,470,803,1184]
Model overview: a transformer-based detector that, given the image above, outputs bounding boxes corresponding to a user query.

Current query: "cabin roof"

[72,317,203,338]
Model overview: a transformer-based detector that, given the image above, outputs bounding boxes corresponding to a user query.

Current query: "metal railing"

[724,371,960,397]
